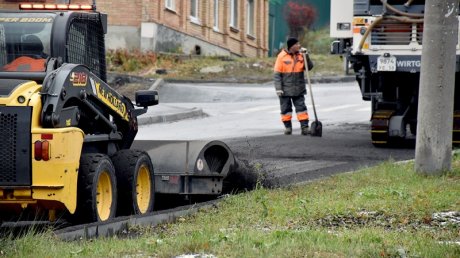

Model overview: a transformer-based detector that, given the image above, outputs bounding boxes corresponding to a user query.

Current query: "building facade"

[0,0,269,57]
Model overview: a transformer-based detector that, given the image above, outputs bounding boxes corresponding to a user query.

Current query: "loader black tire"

[111,149,155,216]
[74,154,117,223]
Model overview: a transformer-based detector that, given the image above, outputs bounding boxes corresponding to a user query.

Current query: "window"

[190,0,199,23]
[230,0,238,28]
[246,0,254,36]
[213,0,219,31]
[165,0,175,11]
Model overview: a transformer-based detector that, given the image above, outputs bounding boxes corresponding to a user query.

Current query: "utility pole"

[415,0,459,175]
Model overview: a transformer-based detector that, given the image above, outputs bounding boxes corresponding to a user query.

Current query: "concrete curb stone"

[137,107,206,126]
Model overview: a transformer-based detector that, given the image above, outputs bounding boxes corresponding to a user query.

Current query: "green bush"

[301,27,332,55]
[106,49,157,72]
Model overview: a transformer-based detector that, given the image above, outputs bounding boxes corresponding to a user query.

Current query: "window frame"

[213,0,219,31]
[190,0,200,24]
[229,0,238,29]
[246,0,255,37]
[165,0,175,11]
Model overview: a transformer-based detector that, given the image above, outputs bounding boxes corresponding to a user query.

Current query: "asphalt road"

[137,81,416,190]
[224,123,415,189]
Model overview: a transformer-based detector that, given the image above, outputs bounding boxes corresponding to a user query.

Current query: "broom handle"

[303,52,318,122]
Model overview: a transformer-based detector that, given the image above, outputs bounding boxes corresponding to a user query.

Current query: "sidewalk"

[135,78,206,125]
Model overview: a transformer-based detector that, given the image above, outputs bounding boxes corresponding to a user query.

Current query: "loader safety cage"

[0,10,107,83]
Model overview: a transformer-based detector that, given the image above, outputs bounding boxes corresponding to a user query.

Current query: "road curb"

[137,107,206,125]
[54,200,221,240]
[149,78,164,90]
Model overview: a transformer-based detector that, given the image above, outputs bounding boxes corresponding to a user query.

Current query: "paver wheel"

[111,149,155,216]
[75,154,117,223]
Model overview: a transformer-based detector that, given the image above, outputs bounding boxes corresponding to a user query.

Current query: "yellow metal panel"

[28,90,44,128]
[32,128,84,213]
[13,189,32,198]
[0,81,41,106]
[0,81,84,214]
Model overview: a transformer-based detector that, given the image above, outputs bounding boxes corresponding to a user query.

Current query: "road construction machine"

[330,0,460,146]
[0,2,236,225]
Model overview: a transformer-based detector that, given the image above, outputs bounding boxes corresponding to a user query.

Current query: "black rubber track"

[111,149,155,216]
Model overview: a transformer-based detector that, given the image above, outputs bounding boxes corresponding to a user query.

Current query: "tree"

[283,1,316,39]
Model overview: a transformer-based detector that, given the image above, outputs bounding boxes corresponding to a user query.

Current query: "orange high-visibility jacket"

[273,49,313,96]
[2,56,46,72]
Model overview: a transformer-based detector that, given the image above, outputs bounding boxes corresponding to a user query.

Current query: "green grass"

[2,158,459,258]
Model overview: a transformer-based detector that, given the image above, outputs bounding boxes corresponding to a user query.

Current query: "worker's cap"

[287,37,299,50]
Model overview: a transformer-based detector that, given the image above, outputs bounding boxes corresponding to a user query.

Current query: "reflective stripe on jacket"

[273,49,306,96]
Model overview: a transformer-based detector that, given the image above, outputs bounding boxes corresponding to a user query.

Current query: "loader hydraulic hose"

[404,0,415,8]
[357,15,424,52]
[359,0,426,52]
[357,16,384,52]
[380,0,424,18]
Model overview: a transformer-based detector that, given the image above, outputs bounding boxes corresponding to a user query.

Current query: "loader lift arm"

[40,63,158,151]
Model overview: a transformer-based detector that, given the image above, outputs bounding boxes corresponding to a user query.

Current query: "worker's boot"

[283,121,292,135]
[284,127,292,135]
[301,125,310,135]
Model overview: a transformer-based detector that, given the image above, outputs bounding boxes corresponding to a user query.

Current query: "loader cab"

[0,12,52,76]
[0,5,107,83]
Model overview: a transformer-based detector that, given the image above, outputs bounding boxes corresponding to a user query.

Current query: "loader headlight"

[17,95,26,104]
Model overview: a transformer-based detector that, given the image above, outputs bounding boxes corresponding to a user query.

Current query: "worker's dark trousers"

[279,95,309,128]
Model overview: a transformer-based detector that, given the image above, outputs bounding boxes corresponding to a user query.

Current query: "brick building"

[0,0,269,57]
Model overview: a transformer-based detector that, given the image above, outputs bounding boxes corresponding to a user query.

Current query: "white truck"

[330,0,460,146]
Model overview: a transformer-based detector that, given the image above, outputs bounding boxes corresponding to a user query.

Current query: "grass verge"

[106,28,344,91]
[2,158,459,258]
[106,51,346,83]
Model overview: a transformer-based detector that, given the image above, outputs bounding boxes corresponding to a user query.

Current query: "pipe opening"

[203,145,229,173]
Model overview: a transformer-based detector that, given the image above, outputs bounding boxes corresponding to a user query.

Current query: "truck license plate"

[377,56,396,71]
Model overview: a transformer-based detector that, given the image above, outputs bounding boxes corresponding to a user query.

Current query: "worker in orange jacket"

[273,37,314,135]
